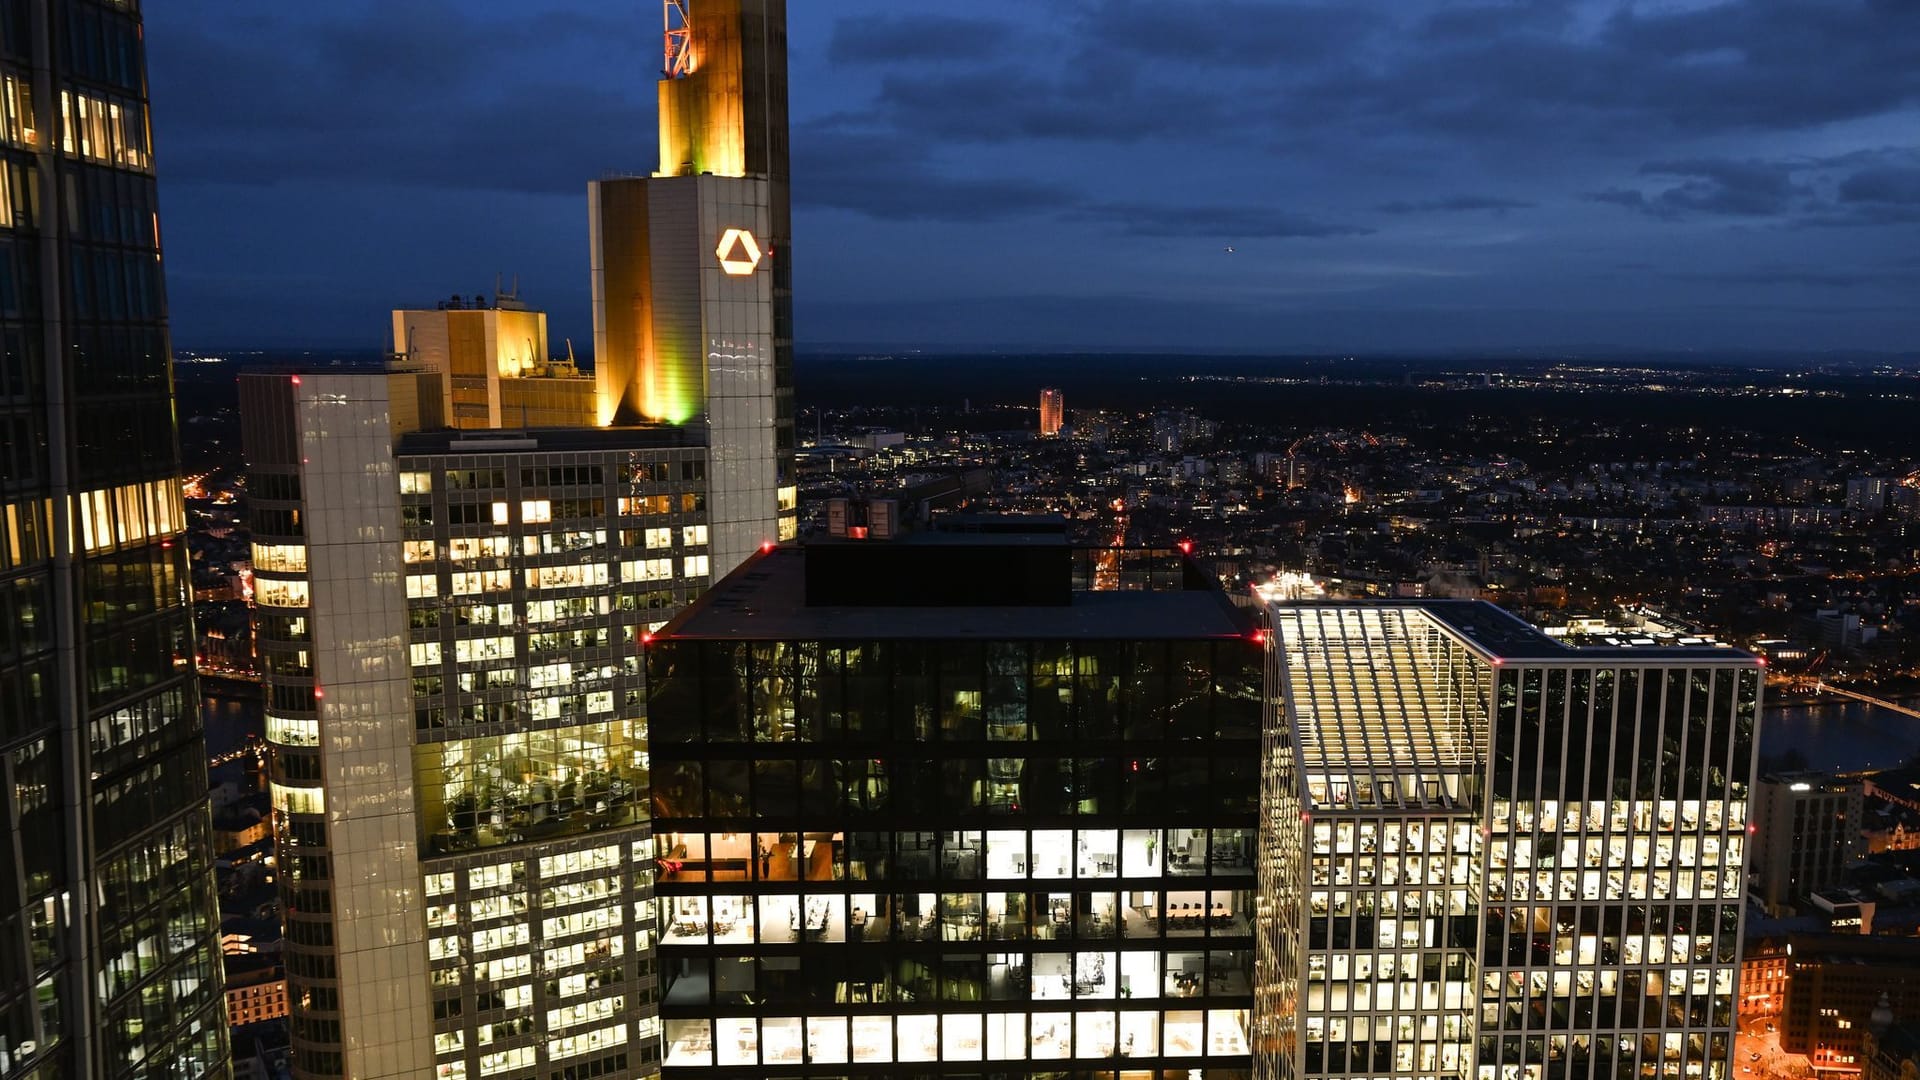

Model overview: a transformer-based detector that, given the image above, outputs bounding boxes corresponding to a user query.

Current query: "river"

[1761,696,1920,775]
[201,675,263,784]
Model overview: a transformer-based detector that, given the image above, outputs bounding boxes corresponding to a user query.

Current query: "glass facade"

[1258,604,1761,1080]
[1,2,228,1077]
[245,389,715,1080]
[645,565,1263,1079]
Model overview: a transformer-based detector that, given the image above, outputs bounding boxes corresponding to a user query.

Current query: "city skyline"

[145,0,1920,355]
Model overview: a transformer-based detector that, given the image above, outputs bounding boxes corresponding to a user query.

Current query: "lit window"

[522,500,553,524]
[252,543,309,573]
[270,782,324,815]
[621,558,674,583]
[255,578,310,608]
[682,525,708,546]
[265,714,318,747]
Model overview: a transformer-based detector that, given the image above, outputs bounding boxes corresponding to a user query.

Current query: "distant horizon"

[174,340,1920,367]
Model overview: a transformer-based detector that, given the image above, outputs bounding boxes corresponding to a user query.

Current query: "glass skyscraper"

[1256,603,1760,1080]
[0,2,229,1077]
[644,531,1264,1077]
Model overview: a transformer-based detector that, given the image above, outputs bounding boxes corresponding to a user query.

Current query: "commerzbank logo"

[716,228,762,276]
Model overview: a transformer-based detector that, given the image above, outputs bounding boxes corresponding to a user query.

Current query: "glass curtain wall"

[647,636,1263,1077]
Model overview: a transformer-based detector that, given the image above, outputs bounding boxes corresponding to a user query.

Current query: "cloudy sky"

[147,0,1920,355]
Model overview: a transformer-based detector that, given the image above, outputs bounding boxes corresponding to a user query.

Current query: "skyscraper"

[1256,602,1761,1080]
[1039,388,1064,438]
[592,0,796,578]
[241,370,710,1079]
[0,4,230,1078]
[643,527,1264,1076]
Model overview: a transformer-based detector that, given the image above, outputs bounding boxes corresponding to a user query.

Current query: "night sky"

[147,1,1920,356]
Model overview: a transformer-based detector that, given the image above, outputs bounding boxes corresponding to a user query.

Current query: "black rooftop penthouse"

[655,524,1250,642]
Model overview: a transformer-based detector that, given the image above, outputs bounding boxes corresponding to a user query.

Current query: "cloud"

[148,2,649,194]
[1588,146,1920,224]
[1839,166,1920,205]
[1072,202,1372,239]
[1601,158,1812,219]
[1376,195,1536,214]
[792,127,1076,221]
[794,125,1364,240]
[826,14,1008,65]
[1085,0,1381,68]
[1666,266,1910,289]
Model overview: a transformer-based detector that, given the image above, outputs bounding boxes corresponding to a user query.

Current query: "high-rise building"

[393,294,595,430]
[1039,388,1064,438]
[1749,772,1864,917]
[0,3,231,1077]
[241,370,728,1079]
[592,0,796,577]
[644,528,1264,1075]
[1256,602,1761,1080]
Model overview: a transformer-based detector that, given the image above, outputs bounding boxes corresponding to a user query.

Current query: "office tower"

[644,527,1264,1075]
[591,0,797,578]
[1749,773,1864,917]
[241,371,724,1079]
[393,294,595,430]
[1039,389,1064,438]
[0,3,230,1078]
[1257,602,1760,1080]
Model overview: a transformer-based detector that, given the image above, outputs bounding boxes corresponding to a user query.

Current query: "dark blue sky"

[148,0,1920,355]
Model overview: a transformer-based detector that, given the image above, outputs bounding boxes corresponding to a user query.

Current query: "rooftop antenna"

[664,0,694,78]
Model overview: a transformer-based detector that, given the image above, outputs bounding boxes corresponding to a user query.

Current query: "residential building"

[644,527,1264,1075]
[240,370,728,1079]
[1040,389,1064,438]
[1258,602,1762,1080]
[0,2,230,1077]
[1750,774,1866,916]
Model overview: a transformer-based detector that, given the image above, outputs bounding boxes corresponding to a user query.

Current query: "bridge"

[1814,681,1920,720]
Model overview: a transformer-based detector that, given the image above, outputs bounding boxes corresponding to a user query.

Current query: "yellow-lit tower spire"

[589,0,797,575]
